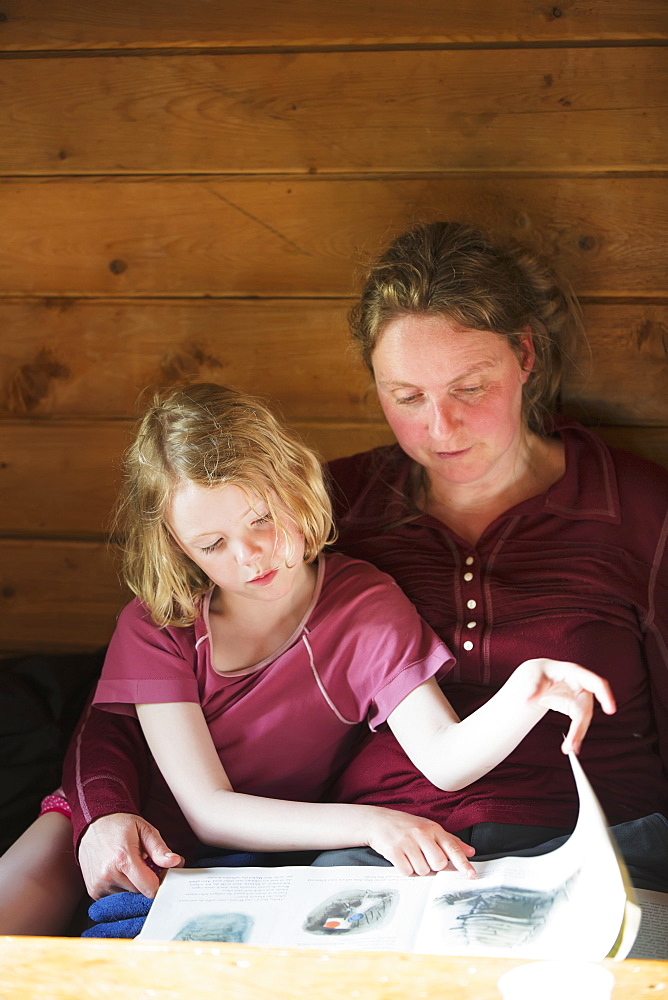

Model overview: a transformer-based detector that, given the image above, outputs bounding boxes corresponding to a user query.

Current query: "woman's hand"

[517,658,617,755]
[363,807,477,878]
[78,813,183,899]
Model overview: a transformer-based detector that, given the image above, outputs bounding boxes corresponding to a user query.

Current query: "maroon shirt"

[87,553,450,857]
[327,421,668,830]
[63,421,668,846]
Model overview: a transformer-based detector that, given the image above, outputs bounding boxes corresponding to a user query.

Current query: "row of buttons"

[463,555,476,650]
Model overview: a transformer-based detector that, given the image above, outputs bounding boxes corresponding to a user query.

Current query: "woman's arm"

[642,510,668,779]
[387,658,617,791]
[62,699,183,898]
[136,701,477,877]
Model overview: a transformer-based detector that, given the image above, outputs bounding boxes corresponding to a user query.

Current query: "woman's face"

[371,314,534,492]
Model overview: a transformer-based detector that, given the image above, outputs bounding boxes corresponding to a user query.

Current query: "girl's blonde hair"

[349,221,583,433]
[115,382,334,627]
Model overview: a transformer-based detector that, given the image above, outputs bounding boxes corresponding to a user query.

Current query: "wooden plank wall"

[1,1,667,654]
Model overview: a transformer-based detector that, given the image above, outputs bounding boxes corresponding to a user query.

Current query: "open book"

[138,754,663,960]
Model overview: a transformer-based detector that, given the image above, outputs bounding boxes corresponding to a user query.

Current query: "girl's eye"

[201,539,223,555]
[252,514,273,527]
[397,393,422,405]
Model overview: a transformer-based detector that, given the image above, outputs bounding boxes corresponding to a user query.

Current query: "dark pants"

[312,813,668,892]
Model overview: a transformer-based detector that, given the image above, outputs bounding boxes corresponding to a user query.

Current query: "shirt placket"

[457,550,485,681]
[457,518,518,684]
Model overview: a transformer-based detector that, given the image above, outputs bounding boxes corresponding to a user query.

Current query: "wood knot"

[109,258,128,275]
[3,347,70,413]
[633,319,668,360]
[160,343,224,384]
[578,235,596,251]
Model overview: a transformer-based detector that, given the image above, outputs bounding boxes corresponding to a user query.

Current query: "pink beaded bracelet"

[39,791,72,820]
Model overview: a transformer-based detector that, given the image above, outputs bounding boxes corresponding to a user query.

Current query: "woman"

[320,221,668,879]
[2,221,665,935]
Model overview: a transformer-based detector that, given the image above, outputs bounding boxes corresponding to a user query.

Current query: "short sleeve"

[93,599,200,717]
[368,615,453,730]
[308,554,455,731]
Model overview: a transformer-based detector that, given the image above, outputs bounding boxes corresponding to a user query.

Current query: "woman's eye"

[458,384,483,395]
[397,393,422,405]
[253,514,273,526]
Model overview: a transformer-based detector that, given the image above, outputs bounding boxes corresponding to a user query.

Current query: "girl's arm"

[136,701,476,878]
[386,658,617,792]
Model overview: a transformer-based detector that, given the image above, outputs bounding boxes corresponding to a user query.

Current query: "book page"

[627,890,668,960]
[414,753,636,960]
[414,847,622,960]
[137,755,637,959]
[138,865,432,951]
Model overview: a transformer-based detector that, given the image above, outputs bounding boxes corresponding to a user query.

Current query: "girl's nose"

[234,537,262,564]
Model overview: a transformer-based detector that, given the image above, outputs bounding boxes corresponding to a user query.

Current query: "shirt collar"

[381,418,622,527]
[540,418,621,524]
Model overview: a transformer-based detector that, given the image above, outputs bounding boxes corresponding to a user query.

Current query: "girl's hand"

[517,658,616,755]
[363,807,477,878]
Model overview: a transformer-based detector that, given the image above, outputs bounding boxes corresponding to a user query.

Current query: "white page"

[138,754,637,959]
[138,865,432,951]
[627,890,668,960]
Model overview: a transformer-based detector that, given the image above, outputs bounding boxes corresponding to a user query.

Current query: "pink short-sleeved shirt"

[93,551,454,806]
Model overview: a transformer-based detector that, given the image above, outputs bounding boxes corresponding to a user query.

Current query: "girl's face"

[371,314,534,492]
[167,481,308,604]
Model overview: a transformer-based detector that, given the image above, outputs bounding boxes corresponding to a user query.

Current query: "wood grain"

[2,48,665,175]
[560,304,668,424]
[2,1,666,50]
[0,299,364,420]
[1,177,666,297]
[590,425,668,467]
[0,937,666,1000]
[1,299,666,424]
[0,421,128,537]
[0,539,126,652]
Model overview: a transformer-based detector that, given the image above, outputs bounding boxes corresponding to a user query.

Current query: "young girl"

[89,381,615,879]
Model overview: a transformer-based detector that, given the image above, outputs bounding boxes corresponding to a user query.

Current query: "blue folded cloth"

[88,891,154,922]
[81,914,148,938]
[82,891,153,938]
